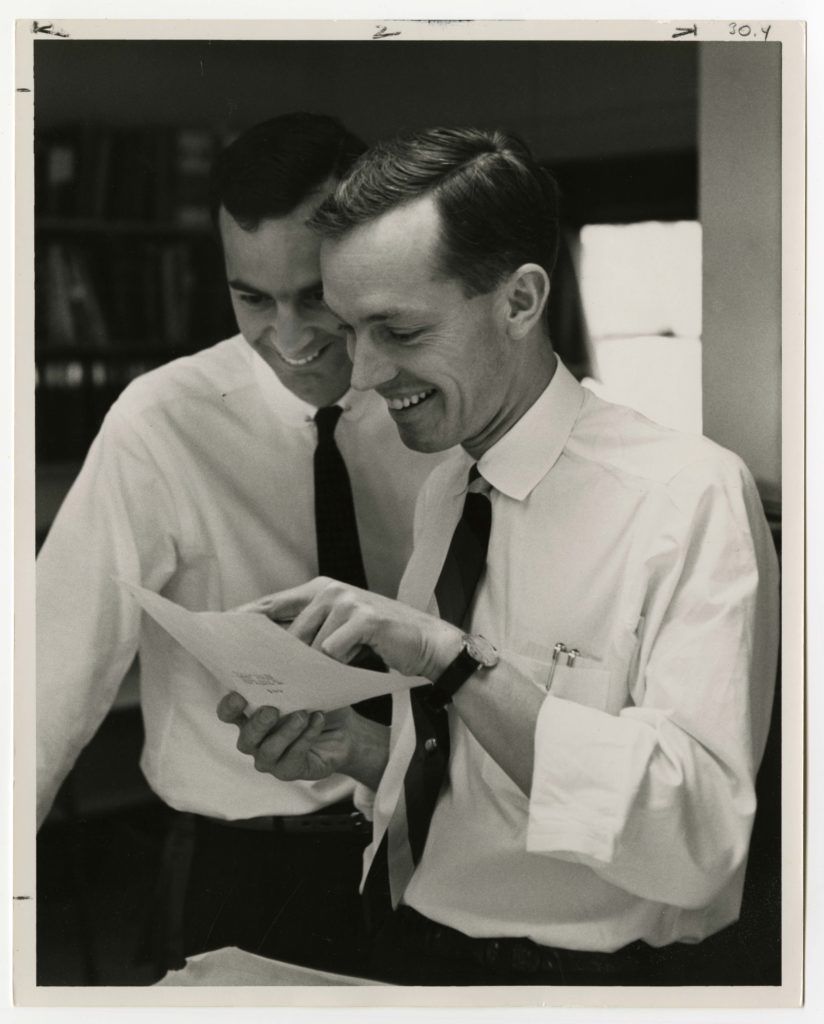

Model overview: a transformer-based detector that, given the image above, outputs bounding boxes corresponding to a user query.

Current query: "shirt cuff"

[526,694,639,863]
[353,782,376,820]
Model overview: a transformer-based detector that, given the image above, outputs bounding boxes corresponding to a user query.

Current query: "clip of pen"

[547,642,568,690]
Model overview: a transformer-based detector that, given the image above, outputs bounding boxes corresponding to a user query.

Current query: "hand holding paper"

[119,580,430,714]
[120,578,460,790]
[221,577,462,789]
[242,576,464,683]
[217,696,389,790]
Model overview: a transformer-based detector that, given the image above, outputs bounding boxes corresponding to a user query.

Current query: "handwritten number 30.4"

[729,24,772,40]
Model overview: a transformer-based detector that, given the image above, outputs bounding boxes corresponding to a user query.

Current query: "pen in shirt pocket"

[546,642,587,689]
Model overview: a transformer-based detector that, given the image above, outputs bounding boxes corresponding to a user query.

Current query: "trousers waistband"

[193,803,371,836]
[389,906,660,982]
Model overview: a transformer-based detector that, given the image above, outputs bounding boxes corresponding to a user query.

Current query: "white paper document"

[155,946,386,986]
[120,581,427,713]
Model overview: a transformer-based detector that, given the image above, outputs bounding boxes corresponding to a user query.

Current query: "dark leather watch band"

[427,634,499,709]
[427,647,482,709]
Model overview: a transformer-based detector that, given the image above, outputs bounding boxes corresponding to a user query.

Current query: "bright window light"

[578,221,703,434]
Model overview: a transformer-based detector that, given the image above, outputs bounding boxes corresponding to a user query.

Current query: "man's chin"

[393,420,453,454]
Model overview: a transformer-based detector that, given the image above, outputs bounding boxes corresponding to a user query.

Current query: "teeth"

[279,345,327,366]
[386,389,434,411]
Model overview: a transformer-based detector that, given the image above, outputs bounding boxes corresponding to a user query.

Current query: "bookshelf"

[35,124,237,471]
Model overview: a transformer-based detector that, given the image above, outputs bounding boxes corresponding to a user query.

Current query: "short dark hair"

[211,112,367,228]
[309,126,561,297]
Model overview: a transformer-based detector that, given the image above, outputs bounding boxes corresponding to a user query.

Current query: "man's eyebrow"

[227,277,269,295]
[227,278,324,298]
[295,279,324,298]
[323,302,423,325]
[364,308,420,324]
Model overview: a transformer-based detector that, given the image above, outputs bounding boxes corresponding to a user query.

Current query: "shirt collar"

[247,338,371,426]
[476,356,585,501]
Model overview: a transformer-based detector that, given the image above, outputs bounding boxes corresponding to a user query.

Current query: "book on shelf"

[34,123,235,465]
[37,131,80,218]
[159,243,183,345]
[42,243,76,344]
[37,124,219,226]
[38,237,233,353]
[174,128,216,228]
[74,124,113,222]
[106,244,150,344]
[38,242,110,348]
[67,247,109,347]
[36,124,237,365]
[142,241,163,346]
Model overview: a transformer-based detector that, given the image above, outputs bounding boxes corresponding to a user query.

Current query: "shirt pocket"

[507,637,624,715]
[545,662,612,711]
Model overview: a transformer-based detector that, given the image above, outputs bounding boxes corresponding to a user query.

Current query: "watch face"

[464,634,499,668]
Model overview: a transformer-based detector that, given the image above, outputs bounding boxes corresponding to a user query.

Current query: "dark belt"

[390,906,661,982]
[197,806,371,836]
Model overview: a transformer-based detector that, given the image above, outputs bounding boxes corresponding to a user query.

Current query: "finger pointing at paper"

[243,576,462,683]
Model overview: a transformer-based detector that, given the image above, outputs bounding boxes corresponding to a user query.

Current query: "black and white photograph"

[10,14,807,1012]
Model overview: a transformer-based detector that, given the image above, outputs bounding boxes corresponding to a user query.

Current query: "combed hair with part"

[309,126,561,297]
[210,112,366,229]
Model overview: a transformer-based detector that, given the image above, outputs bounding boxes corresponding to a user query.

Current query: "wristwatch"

[427,634,499,709]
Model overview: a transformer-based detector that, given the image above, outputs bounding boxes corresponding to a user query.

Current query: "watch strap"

[427,645,484,710]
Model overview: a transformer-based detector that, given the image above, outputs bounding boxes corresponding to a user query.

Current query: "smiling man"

[218,181,353,408]
[36,114,438,978]
[220,126,780,985]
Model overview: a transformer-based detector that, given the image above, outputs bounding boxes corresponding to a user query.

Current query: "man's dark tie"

[314,405,369,590]
[313,405,388,723]
[363,465,492,926]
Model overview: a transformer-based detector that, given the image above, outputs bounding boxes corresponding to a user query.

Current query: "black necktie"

[314,405,368,589]
[363,466,492,926]
[314,405,389,723]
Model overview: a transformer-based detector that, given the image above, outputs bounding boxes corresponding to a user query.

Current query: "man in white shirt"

[222,126,780,985]
[36,114,437,977]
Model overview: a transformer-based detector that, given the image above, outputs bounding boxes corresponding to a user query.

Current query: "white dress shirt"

[37,334,438,826]
[366,357,779,952]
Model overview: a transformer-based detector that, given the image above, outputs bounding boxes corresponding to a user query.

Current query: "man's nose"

[349,332,397,392]
[272,305,315,353]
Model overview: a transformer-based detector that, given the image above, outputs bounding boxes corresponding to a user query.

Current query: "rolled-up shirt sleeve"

[526,456,779,911]
[36,408,179,827]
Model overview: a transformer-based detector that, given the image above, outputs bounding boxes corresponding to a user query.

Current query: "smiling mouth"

[276,343,331,367]
[384,388,437,411]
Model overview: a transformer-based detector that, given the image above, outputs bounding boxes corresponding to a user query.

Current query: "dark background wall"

[34,39,697,159]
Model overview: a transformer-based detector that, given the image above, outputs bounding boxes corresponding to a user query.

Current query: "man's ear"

[502,263,550,341]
